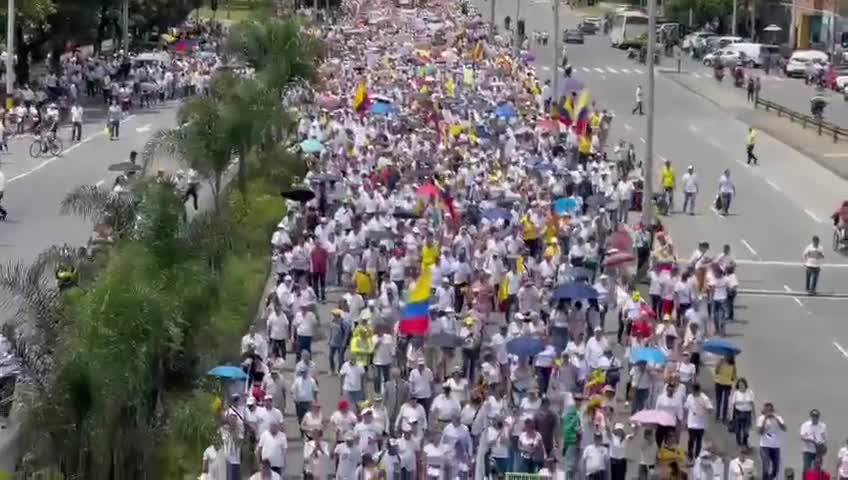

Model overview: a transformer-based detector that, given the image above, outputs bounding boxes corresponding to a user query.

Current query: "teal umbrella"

[300,138,324,154]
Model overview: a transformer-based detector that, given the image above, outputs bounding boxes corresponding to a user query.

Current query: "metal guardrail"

[754,96,848,142]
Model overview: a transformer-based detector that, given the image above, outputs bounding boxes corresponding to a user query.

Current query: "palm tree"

[142,95,234,211]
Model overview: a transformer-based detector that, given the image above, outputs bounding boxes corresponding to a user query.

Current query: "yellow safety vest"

[661,167,675,188]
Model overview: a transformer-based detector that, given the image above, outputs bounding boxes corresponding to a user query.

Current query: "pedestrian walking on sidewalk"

[746,127,758,165]
[802,236,824,295]
[70,101,84,141]
[632,85,644,115]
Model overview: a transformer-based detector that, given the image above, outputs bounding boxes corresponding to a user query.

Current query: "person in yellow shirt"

[660,159,676,212]
[714,356,737,424]
[353,266,373,297]
[520,214,540,257]
[746,127,758,165]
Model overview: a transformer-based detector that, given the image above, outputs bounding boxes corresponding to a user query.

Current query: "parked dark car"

[579,20,599,34]
[564,29,585,44]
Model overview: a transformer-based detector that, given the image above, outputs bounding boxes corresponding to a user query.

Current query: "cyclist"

[660,159,675,212]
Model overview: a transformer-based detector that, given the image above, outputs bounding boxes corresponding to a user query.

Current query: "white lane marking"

[707,137,723,149]
[634,68,644,74]
[804,209,823,223]
[620,68,631,74]
[136,124,152,133]
[624,124,633,131]
[600,75,607,80]
[594,67,605,73]
[766,179,782,192]
[735,259,848,268]
[740,239,758,256]
[606,67,618,73]
[833,341,848,359]
[9,114,138,184]
[784,284,804,307]
[542,66,551,71]
[688,124,700,133]
[710,206,726,219]
[693,72,702,78]
[95,179,105,187]
[639,137,646,143]
[582,67,590,72]
[823,153,848,158]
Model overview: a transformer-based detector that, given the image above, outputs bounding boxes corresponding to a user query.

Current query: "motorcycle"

[733,66,745,88]
[627,48,637,60]
[811,96,827,121]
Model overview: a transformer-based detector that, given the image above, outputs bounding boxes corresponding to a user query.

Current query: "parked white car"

[785,50,828,77]
[702,48,742,67]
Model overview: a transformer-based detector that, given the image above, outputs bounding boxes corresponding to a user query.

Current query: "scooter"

[714,66,725,83]
[811,96,827,121]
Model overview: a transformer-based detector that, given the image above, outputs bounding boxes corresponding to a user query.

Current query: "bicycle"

[29,134,63,158]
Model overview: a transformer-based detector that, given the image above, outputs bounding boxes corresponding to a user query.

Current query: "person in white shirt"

[248,460,281,480]
[729,378,755,448]
[255,421,287,474]
[303,429,330,479]
[684,383,713,461]
[486,417,512,475]
[757,402,786,480]
[836,438,848,480]
[692,443,725,480]
[800,409,827,473]
[802,235,824,295]
[431,384,462,428]
[371,332,395,393]
[265,300,289,359]
[728,446,756,480]
[408,360,434,415]
[654,383,684,445]
[681,165,699,215]
[709,268,730,336]
[333,432,361,480]
[340,359,366,408]
[582,433,610,480]
[609,423,633,480]
[70,101,84,141]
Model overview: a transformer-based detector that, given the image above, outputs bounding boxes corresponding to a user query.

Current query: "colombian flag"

[572,89,591,136]
[558,95,574,128]
[352,81,370,115]
[472,41,483,61]
[399,266,432,336]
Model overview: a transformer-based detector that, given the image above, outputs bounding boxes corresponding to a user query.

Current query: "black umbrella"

[393,210,420,220]
[107,161,142,173]
[280,188,316,203]
[427,332,464,348]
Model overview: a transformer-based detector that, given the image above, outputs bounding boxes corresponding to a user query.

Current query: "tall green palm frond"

[60,185,140,237]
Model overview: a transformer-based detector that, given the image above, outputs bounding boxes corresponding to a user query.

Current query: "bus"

[609,11,650,48]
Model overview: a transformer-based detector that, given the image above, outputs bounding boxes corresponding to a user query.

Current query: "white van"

[785,50,829,77]
[725,43,781,67]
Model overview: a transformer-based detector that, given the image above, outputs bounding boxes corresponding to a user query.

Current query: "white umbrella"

[763,24,782,32]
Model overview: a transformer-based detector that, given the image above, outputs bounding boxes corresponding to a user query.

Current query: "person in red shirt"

[310,240,328,302]
[803,456,831,480]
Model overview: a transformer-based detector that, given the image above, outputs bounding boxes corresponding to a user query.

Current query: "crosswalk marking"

[620,68,630,74]
[594,67,605,73]
[582,67,590,72]
[606,67,618,73]
[634,68,644,74]
[693,72,702,78]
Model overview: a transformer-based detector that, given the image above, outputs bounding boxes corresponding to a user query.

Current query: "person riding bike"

[660,159,675,212]
[832,200,848,244]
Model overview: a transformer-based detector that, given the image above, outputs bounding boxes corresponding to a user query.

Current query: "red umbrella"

[606,230,632,253]
[603,251,636,268]
[416,183,439,198]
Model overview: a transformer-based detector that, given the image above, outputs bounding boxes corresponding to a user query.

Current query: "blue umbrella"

[482,207,511,222]
[506,336,545,357]
[370,101,395,116]
[207,365,248,380]
[553,281,598,301]
[494,104,516,119]
[630,347,667,365]
[553,197,579,216]
[300,138,324,154]
[703,338,742,357]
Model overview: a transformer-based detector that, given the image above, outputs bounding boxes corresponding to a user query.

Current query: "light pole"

[122,0,130,52]
[552,0,560,100]
[513,0,521,58]
[490,0,496,41]
[5,0,14,111]
[731,0,738,35]
[641,0,657,227]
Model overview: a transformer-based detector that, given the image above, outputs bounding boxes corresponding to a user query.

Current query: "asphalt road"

[0,99,185,474]
[477,0,848,471]
[678,54,848,128]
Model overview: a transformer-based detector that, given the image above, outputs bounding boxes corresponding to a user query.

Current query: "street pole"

[490,0,496,41]
[641,0,657,227]
[731,0,737,35]
[552,0,560,102]
[788,2,796,49]
[122,0,129,52]
[513,0,521,58]
[750,0,755,41]
[5,0,14,111]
